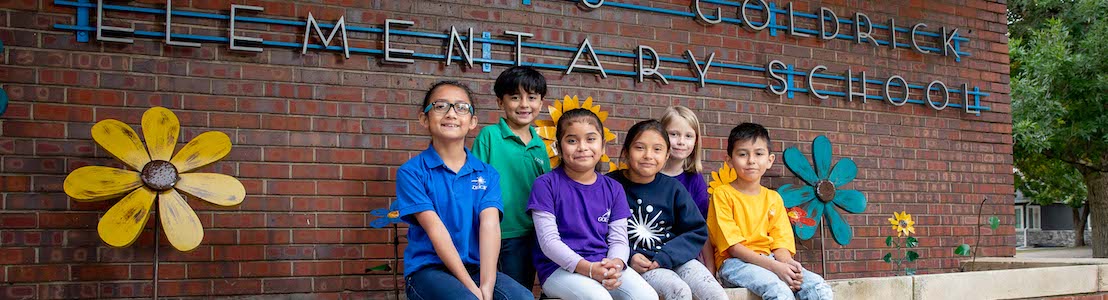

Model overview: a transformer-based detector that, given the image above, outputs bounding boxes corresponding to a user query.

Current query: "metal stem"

[153,209,159,300]
[820,221,827,276]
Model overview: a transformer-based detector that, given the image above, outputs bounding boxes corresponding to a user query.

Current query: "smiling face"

[418,85,477,142]
[625,130,669,182]
[498,87,543,127]
[558,119,604,174]
[665,119,697,162]
[726,137,775,185]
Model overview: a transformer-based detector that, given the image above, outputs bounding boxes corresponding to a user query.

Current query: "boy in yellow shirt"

[707,123,833,300]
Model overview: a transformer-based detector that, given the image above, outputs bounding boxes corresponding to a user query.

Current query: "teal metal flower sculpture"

[778,135,867,246]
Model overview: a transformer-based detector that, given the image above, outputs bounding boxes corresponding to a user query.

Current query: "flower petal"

[170,131,231,173]
[783,147,819,185]
[97,187,156,247]
[92,119,151,171]
[604,128,616,143]
[158,189,204,251]
[832,189,867,214]
[565,95,580,110]
[794,203,824,240]
[829,158,858,187]
[64,166,143,201]
[582,96,594,111]
[813,135,832,179]
[175,173,246,206]
[142,107,180,161]
[534,120,555,127]
[778,184,817,208]
[826,208,855,246]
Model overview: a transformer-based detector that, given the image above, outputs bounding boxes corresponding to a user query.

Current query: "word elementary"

[88,0,989,115]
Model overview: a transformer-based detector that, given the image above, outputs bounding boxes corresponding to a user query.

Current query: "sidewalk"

[1015,246,1093,258]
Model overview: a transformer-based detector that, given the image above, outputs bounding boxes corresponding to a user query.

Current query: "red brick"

[262,278,313,293]
[292,229,343,244]
[291,164,341,179]
[212,279,263,295]
[3,121,65,138]
[8,265,69,282]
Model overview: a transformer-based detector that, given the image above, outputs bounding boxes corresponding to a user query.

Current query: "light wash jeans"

[717,257,833,300]
[641,260,728,300]
[542,267,658,300]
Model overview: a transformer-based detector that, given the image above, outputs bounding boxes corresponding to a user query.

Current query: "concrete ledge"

[914,265,1099,299]
[964,257,1108,271]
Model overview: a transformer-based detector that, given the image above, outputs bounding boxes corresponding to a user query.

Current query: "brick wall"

[0,0,1012,298]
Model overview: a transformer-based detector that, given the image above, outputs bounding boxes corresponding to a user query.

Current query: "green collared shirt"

[472,118,552,239]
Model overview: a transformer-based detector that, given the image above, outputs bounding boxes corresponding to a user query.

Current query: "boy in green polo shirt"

[472,66,552,290]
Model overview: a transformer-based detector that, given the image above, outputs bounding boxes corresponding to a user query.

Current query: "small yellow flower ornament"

[63,107,245,251]
[535,95,618,170]
[707,162,737,195]
[889,211,916,237]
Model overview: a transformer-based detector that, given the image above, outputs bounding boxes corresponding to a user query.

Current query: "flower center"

[141,160,179,191]
[899,220,908,228]
[816,180,836,203]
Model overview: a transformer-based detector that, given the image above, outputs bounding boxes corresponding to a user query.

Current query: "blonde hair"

[659,105,703,173]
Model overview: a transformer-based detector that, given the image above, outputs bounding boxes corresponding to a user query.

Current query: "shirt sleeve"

[767,191,797,254]
[471,128,492,163]
[527,175,554,214]
[609,180,632,221]
[706,190,745,258]
[477,167,504,218]
[653,185,708,269]
[606,218,629,263]
[395,165,434,224]
[691,173,711,217]
[533,210,586,272]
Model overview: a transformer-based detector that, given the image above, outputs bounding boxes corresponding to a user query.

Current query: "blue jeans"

[717,258,833,300]
[406,264,534,300]
[498,235,537,289]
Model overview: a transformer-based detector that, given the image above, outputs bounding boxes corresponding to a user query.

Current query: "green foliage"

[988,216,1000,230]
[906,251,919,262]
[906,236,919,248]
[885,236,894,247]
[884,232,920,275]
[1011,0,1108,177]
[883,253,892,263]
[954,244,972,256]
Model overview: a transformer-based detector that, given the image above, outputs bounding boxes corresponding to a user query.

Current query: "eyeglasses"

[424,101,474,115]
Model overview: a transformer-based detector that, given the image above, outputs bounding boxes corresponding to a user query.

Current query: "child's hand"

[769,261,801,290]
[599,258,624,290]
[780,258,804,289]
[629,254,656,273]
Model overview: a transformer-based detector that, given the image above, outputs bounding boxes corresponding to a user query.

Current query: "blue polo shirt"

[395,146,503,277]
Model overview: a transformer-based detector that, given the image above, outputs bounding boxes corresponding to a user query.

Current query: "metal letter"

[846,68,868,103]
[96,0,134,43]
[741,0,770,31]
[884,75,909,106]
[302,12,350,58]
[808,65,829,100]
[229,5,264,52]
[888,18,897,49]
[819,7,839,40]
[579,0,603,9]
[446,26,474,67]
[787,2,810,37]
[384,19,415,64]
[692,0,722,25]
[505,30,533,66]
[925,80,949,110]
[637,45,669,84]
[566,38,607,78]
[943,26,960,59]
[962,83,980,114]
[911,23,931,54]
[165,0,200,47]
[854,12,878,47]
[766,60,788,95]
[684,50,715,88]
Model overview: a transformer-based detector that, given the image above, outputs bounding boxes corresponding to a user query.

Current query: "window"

[1014,206,1024,230]
[1028,206,1042,230]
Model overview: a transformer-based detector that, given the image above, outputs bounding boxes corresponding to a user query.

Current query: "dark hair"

[421,80,475,115]
[620,119,670,161]
[493,66,547,99]
[555,108,605,152]
[727,122,772,155]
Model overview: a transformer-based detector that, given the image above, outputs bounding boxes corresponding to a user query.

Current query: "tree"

[1014,154,1089,246]
[1009,0,1108,256]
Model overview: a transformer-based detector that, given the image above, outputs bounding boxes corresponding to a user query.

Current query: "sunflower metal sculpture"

[63,107,245,252]
[534,95,618,170]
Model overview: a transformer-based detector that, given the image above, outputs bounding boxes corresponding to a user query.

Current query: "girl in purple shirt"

[528,108,657,300]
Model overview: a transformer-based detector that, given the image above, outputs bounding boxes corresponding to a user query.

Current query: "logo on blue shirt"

[471,176,488,190]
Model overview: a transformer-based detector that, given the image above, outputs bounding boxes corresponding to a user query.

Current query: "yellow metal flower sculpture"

[707,162,737,195]
[535,95,618,170]
[63,107,245,252]
[889,211,916,237]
